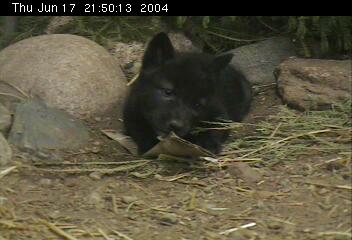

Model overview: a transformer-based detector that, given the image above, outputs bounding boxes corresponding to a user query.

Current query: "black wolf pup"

[123,32,252,154]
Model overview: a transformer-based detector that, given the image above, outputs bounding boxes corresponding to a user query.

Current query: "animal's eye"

[162,88,174,97]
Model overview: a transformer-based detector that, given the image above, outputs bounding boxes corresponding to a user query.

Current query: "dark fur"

[123,33,252,154]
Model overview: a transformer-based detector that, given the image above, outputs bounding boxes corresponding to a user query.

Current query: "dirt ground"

[0,88,351,240]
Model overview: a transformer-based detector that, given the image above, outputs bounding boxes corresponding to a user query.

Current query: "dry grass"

[219,100,351,168]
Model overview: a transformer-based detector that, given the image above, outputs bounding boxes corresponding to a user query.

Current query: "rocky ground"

[0,88,351,240]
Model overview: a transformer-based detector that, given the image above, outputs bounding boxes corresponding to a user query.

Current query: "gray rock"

[0,34,127,118]
[276,58,352,111]
[0,103,11,134]
[8,98,89,151]
[0,133,12,166]
[225,37,296,84]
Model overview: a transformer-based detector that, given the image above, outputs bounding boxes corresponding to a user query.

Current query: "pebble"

[267,221,283,230]
[121,196,138,204]
[159,213,178,225]
[91,146,101,153]
[89,171,103,180]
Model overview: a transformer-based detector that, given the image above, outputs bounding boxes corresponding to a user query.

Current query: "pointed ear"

[142,32,175,70]
[210,54,233,72]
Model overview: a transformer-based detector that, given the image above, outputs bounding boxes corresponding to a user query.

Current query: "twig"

[302,181,352,190]
[254,83,277,89]
[127,73,139,86]
[219,222,256,235]
[220,149,257,156]
[0,166,17,179]
[269,122,282,138]
[0,80,29,98]
[34,160,149,166]
[40,219,78,240]
[0,92,25,100]
[112,230,134,240]
[98,228,112,240]
[35,162,149,174]
[318,231,352,237]
[111,195,118,214]
[269,216,296,225]
[155,173,191,182]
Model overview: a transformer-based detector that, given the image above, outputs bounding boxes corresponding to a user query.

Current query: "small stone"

[91,146,100,153]
[89,171,103,180]
[159,213,178,225]
[267,221,283,230]
[121,196,138,204]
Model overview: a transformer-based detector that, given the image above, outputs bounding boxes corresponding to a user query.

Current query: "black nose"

[168,120,184,133]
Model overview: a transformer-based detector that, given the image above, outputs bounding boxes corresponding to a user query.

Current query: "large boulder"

[8,98,89,151]
[0,34,127,118]
[276,58,352,111]
[225,37,296,85]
